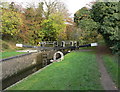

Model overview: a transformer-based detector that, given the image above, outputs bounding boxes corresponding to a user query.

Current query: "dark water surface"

[2,51,68,90]
[2,61,51,90]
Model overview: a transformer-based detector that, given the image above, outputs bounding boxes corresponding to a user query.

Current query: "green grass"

[102,55,119,88]
[0,39,27,59]
[8,51,102,90]
[1,51,27,59]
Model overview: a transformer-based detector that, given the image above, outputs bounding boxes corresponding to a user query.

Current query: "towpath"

[96,46,117,90]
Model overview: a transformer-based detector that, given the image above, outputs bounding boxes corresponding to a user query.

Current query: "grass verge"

[8,51,102,90]
[1,51,27,59]
[102,55,120,88]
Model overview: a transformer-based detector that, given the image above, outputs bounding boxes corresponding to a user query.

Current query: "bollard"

[61,41,65,47]
[74,41,77,47]
[53,41,58,47]
[70,41,74,46]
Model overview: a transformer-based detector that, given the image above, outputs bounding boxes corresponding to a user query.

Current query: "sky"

[64,0,95,16]
[3,0,95,17]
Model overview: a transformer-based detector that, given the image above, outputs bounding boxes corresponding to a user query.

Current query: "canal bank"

[1,50,57,90]
[7,51,103,90]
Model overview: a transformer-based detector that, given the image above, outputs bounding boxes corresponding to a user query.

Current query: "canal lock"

[2,50,57,90]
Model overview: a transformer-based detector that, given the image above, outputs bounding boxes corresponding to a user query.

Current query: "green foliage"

[1,1,69,45]
[24,6,44,45]
[74,7,103,44]
[79,18,99,31]
[41,19,57,41]
[41,13,66,41]
[91,2,120,55]
[2,9,23,36]
[74,7,91,26]
[74,2,120,54]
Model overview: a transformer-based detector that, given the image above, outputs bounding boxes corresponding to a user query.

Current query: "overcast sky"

[64,0,95,15]
[3,0,95,17]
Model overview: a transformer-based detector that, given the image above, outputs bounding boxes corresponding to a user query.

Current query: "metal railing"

[16,41,98,52]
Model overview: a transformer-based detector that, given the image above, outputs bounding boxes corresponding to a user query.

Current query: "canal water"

[2,60,51,90]
[2,51,68,90]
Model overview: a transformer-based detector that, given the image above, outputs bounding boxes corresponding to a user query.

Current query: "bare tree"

[43,0,69,19]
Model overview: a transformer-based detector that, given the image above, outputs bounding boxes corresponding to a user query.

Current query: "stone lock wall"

[2,50,56,80]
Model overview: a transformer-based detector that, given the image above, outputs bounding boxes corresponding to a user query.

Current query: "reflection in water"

[2,60,51,90]
[2,51,68,90]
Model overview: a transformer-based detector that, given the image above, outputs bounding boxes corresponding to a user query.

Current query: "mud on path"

[96,46,118,90]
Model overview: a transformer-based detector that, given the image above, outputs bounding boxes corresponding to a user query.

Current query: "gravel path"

[78,46,118,90]
[96,46,118,90]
